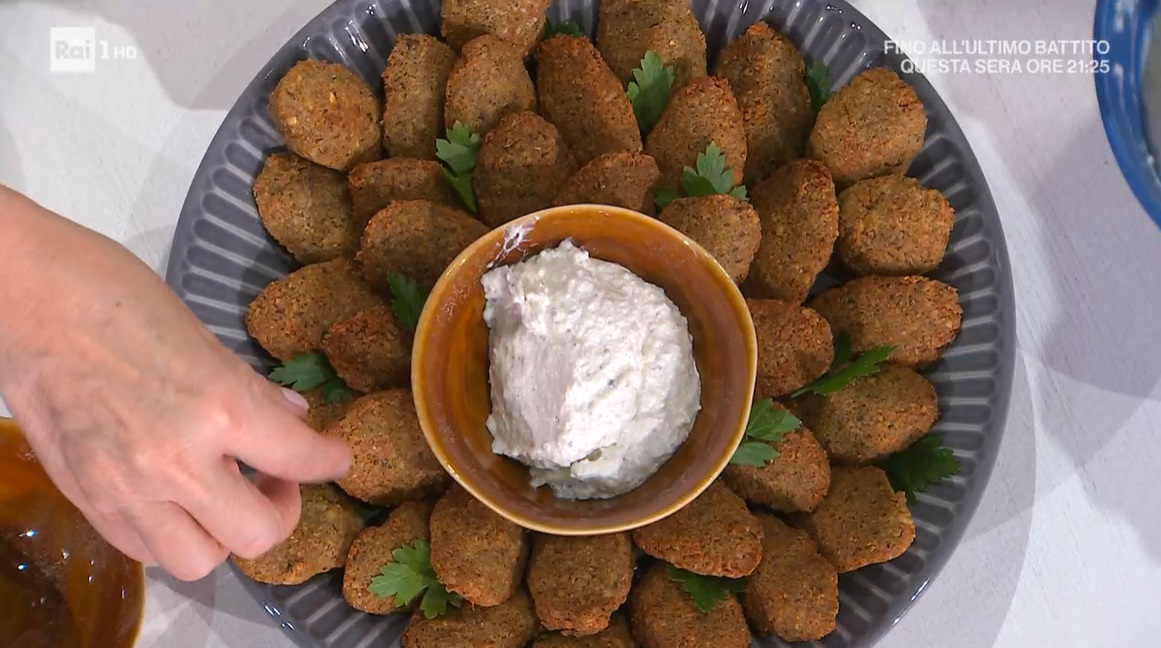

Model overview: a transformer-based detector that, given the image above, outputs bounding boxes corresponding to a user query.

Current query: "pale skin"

[0,186,352,581]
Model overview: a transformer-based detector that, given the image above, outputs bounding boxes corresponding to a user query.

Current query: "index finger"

[230,389,352,483]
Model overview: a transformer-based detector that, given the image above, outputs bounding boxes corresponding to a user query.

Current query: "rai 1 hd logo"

[49,27,138,73]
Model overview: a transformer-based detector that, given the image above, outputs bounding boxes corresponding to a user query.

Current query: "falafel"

[321,303,411,393]
[552,152,661,216]
[303,387,354,433]
[631,482,763,578]
[440,0,550,58]
[746,160,839,304]
[526,532,633,636]
[723,418,830,513]
[429,487,529,607]
[836,174,955,276]
[253,152,359,264]
[342,501,432,615]
[382,34,458,159]
[645,76,746,189]
[348,158,461,229]
[326,389,450,505]
[746,298,833,397]
[245,258,382,361]
[231,483,363,585]
[795,465,915,572]
[657,195,761,283]
[536,36,643,166]
[714,22,812,182]
[742,514,838,642]
[269,59,381,171]
[474,111,578,227]
[628,563,751,648]
[793,364,939,463]
[532,614,636,648]
[356,199,489,291]
[807,67,927,189]
[402,589,539,648]
[808,275,962,367]
[444,35,536,136]
[597,0,707,90]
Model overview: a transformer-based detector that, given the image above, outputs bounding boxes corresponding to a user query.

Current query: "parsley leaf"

[790,333,897,398]
[542,19,585,40]
[654,143,748,210]
[268,352,351,404]
[805,60,832,115]
[369,540,463,618]
[386,272,429,333]
[666,565,745,613]
[436,122,481,213]
[730,398,802,466]
[626,51,675,136]
[878,435,961,504]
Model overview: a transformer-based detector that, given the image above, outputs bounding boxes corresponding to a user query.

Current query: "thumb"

[231,383,353,483]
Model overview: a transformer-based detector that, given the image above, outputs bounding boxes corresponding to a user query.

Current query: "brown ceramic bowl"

[412,205,757,535]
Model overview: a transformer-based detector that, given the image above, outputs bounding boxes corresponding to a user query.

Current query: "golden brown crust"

[746,298,834,397]
[474,111,578,227]
[596,0,707,90]
[741,514,838,641]
[348,158,461,230]
[723,425,831,514]
[527,533,633,636]
[444,35,536,135]
[303,388,354,432]
[657,195,761,283]
[356,199,489,291]
[552,152,661,216]
[429,487,529,606]
[342,501,432,615]
[321,303,411,393]
[402,589,539,648]
[645,76,746,189]
[532,614,636,648]
[327,390,450,506]
[808,275,962,368]
[382,34,458,159]
[440,0,550,58]
[836,174,955,276]
[631,482,762,578]
[253,152,359,264]
[628,563,751,648]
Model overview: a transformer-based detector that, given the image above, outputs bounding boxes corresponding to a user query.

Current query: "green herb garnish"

[369,540,462,619]
[805,60,832,115]
[666,565,745,613]
[436,122,481,213]
[386,272,428,333]
[878,435,961,504]
[627,51,675,136]
[542,19,585,40]
[269,352,351,404]
[729,398,802,466]
[654,142,748,209]
[790,332,896,398]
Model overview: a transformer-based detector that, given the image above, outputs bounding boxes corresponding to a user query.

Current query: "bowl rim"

[410,203,758,535]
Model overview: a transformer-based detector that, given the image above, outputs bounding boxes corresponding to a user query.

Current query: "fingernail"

[281,388,308,411]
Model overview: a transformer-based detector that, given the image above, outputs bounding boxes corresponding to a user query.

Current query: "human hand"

[0,187,352,581]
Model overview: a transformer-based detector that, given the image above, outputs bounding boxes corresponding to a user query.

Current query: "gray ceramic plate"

[164,0,1016,646]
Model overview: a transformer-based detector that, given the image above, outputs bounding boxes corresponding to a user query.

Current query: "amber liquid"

[0,420,144,648]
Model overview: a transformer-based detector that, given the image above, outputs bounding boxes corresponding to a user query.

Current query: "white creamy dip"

[481,240,702,500]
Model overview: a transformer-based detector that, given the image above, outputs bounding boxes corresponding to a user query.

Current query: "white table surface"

[2,0,1160,646]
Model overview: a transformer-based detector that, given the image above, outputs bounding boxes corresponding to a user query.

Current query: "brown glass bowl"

[412,205,757,535]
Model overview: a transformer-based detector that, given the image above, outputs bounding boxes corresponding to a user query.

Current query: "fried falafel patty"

[742,514,838,642]
[327,389,450,505]
[714,22,813,182]
[474,111,578,227]
[532,614,636,648]
[836,174,955,276]
[808,275,962,367]
[723,413,830,513]
[536,36,643,167]
[356,199,489,290]
[348,158,461,229]
[232,484,363,585]
[628,563,751,648]
[552,152,661,215]
[321,303,411,393]
[245,258,382,361]
[793,364,939,463]
[382,34,458,159]
[597,0,707,90]
[658,195,761,284]
[269,59,381,171]
[631,482,763,578]
[444,35,536,136]
[645,76,746,190]
[402,589,539,648]
[440,0,550,57]
[746,160,839,304]
[303,387,354,432]
[807,68,927,189]
[253,152,359,264]
[429,487,530,607]
[342,501,431,615]
[746,298,833,397]
[796,465,915,572]
[527,532,633,636]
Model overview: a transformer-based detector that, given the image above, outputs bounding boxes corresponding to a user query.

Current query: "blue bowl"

[1095,0,1161,228]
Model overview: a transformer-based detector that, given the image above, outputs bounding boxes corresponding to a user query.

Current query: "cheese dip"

[481,240,701,500]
